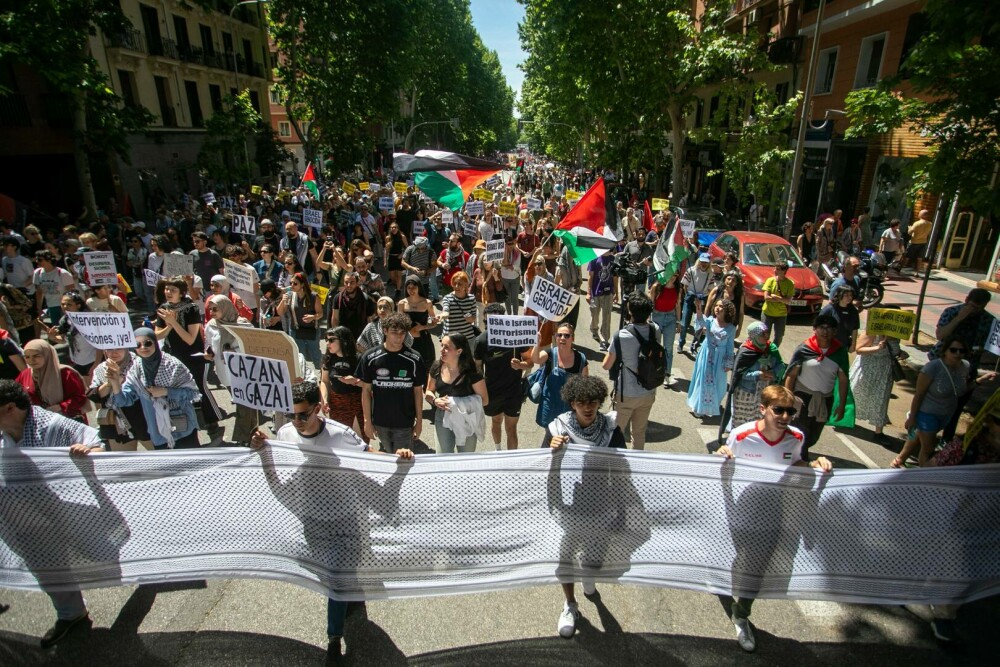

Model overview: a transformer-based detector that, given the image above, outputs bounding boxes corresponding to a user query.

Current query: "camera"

[611,252,647,284]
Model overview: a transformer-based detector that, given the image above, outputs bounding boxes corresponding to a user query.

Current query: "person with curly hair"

[687,298,737,418]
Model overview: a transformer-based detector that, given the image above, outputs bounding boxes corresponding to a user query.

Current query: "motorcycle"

[821,249,886,308]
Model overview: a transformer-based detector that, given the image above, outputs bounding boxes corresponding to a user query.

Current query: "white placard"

[680,218,697,237]
[487,314,538,348]
[64,311,135,350]
[302,208,323,229]
[232,214,256,236]
[202,192,216,204]
[465,201,485,216]
[162,253,194,279]
[484,239,505,264]
[411,220,425,238]
[463,222,478,238]
[986,319,1000,356]
[527,198,542,210]
[83,251,117,286]
[525,275,579,322]
[223,258,258,308]
[379,197,395,212]
[223,351,293,412]
[143,269,160,287]
[441,210,454,226]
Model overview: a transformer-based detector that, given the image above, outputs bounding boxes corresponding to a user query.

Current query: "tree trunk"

[72,101,98,220]
[668,103,686,201]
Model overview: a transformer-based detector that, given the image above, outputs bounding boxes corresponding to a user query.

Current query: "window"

[154,75,176,127]
[814,47,838,95]
[774,81,790,105]
[854,33,887,88]
[199,24,214,54]
[278,121,291,137]
[184,81,203,127]
[208,84,222,113]
[899,13,928,78]
[269,87,281,105]
[117,70,139,108]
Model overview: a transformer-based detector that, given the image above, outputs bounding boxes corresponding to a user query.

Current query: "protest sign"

[223,352,293,413]
[498,201,517,217]
[987,320,1000,356]
[287,212,303,224]
[440,210,454,226]
[865,308,917,339]
[487,314,538,348]
[484,239,505,264]
[527,197,542,210]
[222,326,302,379]
[310,284,329,305]
[202,192,216,204]
[379,197,395,212]
[162,253,194,279]
[250,185,262,195]
[302,208,323,229]
[566,190,581,200]
[369,182,380,192]
[412,219,426,237]
[358,181,369,192]
[232,214,256,236]
[223,258,258,308]
[466,201,485,216]
[478,189,494,202]
[651,198,669,211]
[463,222,478,238]
[64,311,135,350]
[680,218,697,237]
[143,269,160,287]
[394,182,408,194]
[526,275,579,322]
[341,181,357,195]
[83,251,117,286]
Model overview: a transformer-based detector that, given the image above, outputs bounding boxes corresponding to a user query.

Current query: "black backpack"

[613,323,666,391]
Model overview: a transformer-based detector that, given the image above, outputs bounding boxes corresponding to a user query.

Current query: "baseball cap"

[698,252,710,263]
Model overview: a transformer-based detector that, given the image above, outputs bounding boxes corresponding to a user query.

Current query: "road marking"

[834,433,878,469]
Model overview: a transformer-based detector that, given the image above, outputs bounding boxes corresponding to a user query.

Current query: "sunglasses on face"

[555,333,572,339]
[948,347,966,355]
[137,340,156,349]
[287,406,317,422]
[769,405,797,417]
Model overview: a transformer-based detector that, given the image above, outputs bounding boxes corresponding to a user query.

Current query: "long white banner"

[1,444,998,605]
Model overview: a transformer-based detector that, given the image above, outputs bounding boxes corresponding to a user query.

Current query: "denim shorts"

[915,410,947,434]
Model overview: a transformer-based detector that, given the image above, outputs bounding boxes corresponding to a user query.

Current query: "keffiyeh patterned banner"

[1,444,998,605]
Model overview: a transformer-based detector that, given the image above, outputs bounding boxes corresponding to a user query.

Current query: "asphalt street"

[1,284,997,666]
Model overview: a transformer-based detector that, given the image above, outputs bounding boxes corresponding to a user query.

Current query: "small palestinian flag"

[393,150,504,210]
[652,215,691,284]
[552,177,620,266]
[301,163,320,200]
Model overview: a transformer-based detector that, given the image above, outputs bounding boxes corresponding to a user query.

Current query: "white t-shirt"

[33,267,75,307]
[726,421,804,466]
[2,254,35,294]
[796,352,840,394]
[276,417,369,451]
[478,219,494,242]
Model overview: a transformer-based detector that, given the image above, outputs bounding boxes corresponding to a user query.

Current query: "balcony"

[160,38,180,60]
[179,45,205,66]
[0,93,31,127]
[107,27,145,53]
[160,107,178,128]
[767,36,804,64]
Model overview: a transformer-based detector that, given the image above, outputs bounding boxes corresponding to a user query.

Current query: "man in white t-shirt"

[250,380,412,657]
[32,250,75,326]
[716,384,832,653]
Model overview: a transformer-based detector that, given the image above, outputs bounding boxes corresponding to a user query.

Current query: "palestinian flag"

[393,150,504,210]
[300,163,320,200]
[652,215,691,284]
[552,177,620,266]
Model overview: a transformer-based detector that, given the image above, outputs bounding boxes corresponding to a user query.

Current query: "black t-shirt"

[819,303,860,350]
[0,336,22,380]
[323,354,361,395]
[155,301,204,361]
[473,333,528,397]
[356,345,427,428]
[429,362,483,398]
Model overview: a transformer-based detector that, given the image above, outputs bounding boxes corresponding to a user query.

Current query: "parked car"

[670,205,729,248]
[709,231,825,313]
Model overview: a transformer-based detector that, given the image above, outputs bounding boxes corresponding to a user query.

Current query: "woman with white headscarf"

[16,339,90,422]
[204,294,258,444]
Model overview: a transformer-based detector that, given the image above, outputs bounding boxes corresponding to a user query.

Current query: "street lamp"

[404,118,460,153]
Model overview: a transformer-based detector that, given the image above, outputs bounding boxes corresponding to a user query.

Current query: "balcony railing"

[0,93,31,127]
[160,38,180,60]
[107,27,145,53]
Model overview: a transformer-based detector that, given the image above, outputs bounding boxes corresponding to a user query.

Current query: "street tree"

[197,92,290,188]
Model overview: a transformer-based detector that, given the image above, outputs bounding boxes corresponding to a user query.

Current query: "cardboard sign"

[224,352,292,413]
[566,190,581,200]
[527,198,542,210]
[143,269,160,287]
[484,238,505,264]
[162,253,194,279]
[394,182,408,194]
[379,197,395,212]
[463,222,478,237]
[412,220,426,237]
[202,192,216,204]
[341,181,357,195]
[368,182,380,192]
[440,210,453,226]
[865,308,917,339]
[287,212,303,224]
[525,275,579,322]
[222,326,302,379]
[302,208,323,229]
[250,185,262,195]
[475,189,493,202]
[83,251,117,286]
[652,198,669,211]
[64,311,135,350]
[310,284,329,305]
[466,201,485,216]
[987,319,1000,356]
[232,214,256,236]
[223,258,258,308]
[498,201,517,217]
[359,181,369,192]
[680,218,697,237]
[487,314,538,348]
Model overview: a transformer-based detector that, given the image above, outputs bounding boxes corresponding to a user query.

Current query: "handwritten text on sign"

[143,269,159,287]
[162,253,194,279]
[526,276,579,322]
[223,259,258,308]
[865,308,917,339]
[465,201,485,216]
[379,197,395,212]
[463,222,478,238]
[302,208,323,229]
[484,239,505,264]
[224,352,292,412]
[487,315,538,348]
[232,214,256,236]
[83,251,118,286]
[440,210,453,226]
[65,311,136,350]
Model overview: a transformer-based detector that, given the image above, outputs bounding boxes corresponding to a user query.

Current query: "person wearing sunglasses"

[783,312,853,460]
[716,384,832,653]
[531,322,589,428]
[252,244,283,283]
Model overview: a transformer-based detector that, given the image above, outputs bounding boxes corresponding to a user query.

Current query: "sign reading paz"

[64,311,135,350]
[224,352,292,413]
[83,251,118,286]
[484,239,505,264]
[487,315,538,348]
[526,276,579,322]
[232,214,256,236]
[865,308,917,339]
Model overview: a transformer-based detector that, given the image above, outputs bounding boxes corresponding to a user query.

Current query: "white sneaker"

[582,580,597,596]
[732,616,756,652]
[558,602,580,638]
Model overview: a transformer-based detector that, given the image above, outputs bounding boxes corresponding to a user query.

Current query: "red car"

[709,232,825,313]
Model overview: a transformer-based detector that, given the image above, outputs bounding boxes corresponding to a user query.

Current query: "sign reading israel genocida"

[525,276,579,322]
[865,308,917,339]
[224,352,292,412]
[487,314,538,348]
[65,311,136,350]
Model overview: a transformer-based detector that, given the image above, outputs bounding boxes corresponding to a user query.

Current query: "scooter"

[821,249,886,308]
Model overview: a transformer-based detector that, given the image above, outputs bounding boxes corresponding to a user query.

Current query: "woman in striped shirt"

[439,271,477,339]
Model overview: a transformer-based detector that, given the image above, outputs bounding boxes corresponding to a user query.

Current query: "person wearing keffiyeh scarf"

[782,313,855,459]
[717,322,786,447]
[88,348,151,450]
[542,375,625,450]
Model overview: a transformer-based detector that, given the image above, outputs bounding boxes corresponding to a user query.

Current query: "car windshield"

[743,243,805,267]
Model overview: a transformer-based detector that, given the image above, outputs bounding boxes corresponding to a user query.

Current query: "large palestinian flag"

[393,150,504,210]
[552,177,620,266]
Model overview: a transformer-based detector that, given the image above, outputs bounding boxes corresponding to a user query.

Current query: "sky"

[469,0,526,108]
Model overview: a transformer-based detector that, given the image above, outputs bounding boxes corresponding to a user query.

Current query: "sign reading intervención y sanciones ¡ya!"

[64,311,136,350]
[525,275,580,322]
[83,251,118,286]
[484,238,505,264]
[865,308,917,339]
[487,314,538,348]
[223,351,292,412]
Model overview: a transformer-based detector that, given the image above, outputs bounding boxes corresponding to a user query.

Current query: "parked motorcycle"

[821,249,886,308]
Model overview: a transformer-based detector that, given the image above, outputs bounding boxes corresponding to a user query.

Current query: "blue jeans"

[651,310,677,376]
[677,293,704,348]
[295,333,322,371]
[327,598,348,637]
[435,409,477,453]
[49,590,87,620]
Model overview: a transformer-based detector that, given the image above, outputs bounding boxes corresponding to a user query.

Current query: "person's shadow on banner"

[0,448,129,610]
[547,447,652,587]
